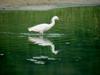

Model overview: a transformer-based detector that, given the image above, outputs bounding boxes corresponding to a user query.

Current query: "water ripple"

[0,32,65,37]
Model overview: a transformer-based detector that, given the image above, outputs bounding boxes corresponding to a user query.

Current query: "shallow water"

[0,6,100,75]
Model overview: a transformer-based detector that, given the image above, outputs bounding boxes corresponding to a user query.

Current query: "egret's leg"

[40,32,43,36]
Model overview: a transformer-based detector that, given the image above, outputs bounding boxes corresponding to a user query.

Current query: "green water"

[0,6,100,75]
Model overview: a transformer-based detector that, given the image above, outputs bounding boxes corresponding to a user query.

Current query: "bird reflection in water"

[27,36,59,64]
[28,36,59,55]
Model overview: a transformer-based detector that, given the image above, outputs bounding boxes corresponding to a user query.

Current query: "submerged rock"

[0,53,4,56]
[33,56,56,61]
[26,59,37,62]
[27,55,57,65]
[33,56,48,59]
[34,61,45,65]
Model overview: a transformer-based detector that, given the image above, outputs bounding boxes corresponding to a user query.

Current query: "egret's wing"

[30,23,49,32]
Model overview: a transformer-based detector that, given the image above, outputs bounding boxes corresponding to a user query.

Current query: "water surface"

[0,6,100,75]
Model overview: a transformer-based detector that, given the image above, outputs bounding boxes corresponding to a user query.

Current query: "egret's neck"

[50,18,56,27]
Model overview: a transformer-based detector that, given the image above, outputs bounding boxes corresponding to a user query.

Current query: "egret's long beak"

[28,27,31,31]
[57,18,59,20]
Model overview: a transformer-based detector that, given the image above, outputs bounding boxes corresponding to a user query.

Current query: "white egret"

[28,16,59,35]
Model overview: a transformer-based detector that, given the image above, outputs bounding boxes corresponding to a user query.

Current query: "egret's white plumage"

[28,16,59,35]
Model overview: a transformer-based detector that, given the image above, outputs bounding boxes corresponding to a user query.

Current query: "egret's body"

[28,16,59,35]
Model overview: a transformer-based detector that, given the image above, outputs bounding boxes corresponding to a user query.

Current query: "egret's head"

[53,16,59,20]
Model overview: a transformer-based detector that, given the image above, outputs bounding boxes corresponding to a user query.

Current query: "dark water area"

[0,32,99,75]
